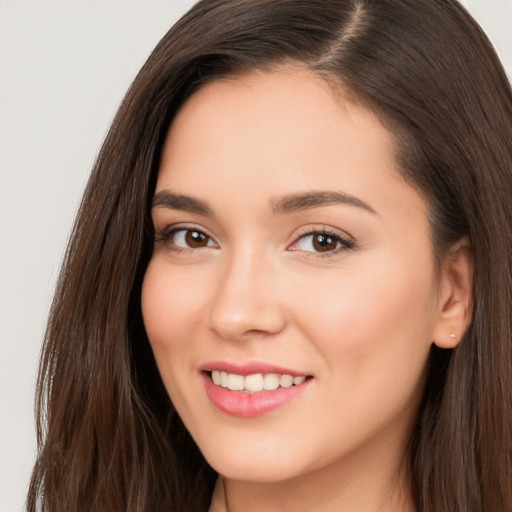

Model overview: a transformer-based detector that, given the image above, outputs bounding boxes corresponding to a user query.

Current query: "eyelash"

[154,225,355,258]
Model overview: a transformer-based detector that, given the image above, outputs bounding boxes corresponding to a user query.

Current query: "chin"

[194,426,324,484]
[207,454,303,483]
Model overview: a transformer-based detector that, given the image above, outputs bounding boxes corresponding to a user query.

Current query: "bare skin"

[142,68,472,512]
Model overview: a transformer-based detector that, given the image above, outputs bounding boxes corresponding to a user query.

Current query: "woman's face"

[142,69,444,484]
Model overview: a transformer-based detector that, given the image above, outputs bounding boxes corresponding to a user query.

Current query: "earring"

[450,331,456,341]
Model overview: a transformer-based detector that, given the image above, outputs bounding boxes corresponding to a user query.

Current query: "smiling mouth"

[202,368,312,416]
[208,371,309,393]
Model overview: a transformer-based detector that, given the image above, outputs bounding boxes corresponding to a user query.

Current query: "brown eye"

[185,230,210,248]
[163,228,216,250]
[312,233,338,252]
[291,229,354,256]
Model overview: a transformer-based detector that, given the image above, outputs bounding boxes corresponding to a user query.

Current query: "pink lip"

[200,361,312,417]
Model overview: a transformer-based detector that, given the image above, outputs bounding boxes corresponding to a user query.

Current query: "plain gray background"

[1,1,511,511]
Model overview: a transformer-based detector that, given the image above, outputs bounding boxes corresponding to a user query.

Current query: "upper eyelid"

[157,223,214,237]
[154,224,219,247]
[291,225,354,243]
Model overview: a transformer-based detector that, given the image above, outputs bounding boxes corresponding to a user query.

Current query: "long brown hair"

[28,1,512,511]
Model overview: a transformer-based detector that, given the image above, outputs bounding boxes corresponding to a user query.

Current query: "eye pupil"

[185,230,208,247]
[313,234,337,252]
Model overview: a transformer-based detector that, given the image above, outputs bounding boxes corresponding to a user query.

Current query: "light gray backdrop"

[1,1,511,511]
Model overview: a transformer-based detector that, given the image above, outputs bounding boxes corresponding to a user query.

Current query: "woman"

[28,0,512,511]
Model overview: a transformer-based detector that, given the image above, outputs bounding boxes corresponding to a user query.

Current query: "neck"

[222,466,413,512]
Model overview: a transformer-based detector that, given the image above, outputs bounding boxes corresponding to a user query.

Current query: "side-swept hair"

[28,1,512,511]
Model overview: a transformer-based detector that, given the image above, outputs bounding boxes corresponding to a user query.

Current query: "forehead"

[161,70,393,182]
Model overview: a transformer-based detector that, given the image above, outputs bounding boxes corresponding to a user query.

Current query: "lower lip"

[203,374,310,417]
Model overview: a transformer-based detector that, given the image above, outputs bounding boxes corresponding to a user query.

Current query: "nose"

[208,249,287,341]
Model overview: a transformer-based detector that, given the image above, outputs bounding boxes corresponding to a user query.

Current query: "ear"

[432,237,473,349]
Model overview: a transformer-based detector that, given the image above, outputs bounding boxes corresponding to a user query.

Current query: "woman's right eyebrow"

[152,190,214,216]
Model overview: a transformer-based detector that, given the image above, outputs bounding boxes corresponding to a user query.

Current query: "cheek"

[141,260,206,358]
[141,258,215,412]
[291,252,438,379]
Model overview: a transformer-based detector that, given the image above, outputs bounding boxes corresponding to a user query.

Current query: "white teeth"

[263,373,280,390]
[210,371,308,392]
[280,374,294,388]
[244,373,264,392]
[227,373,245,391]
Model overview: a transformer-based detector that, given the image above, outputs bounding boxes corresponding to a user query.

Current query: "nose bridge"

[208,243,285,340]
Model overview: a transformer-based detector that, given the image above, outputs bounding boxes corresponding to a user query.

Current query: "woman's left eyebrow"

[270,190,378,216]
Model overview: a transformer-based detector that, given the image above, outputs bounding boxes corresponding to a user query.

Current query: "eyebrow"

[270,190,377,215]
[152,190,214,216]
[151,189,377,216]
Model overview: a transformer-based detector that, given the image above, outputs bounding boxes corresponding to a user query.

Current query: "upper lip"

[200,361,310,377]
